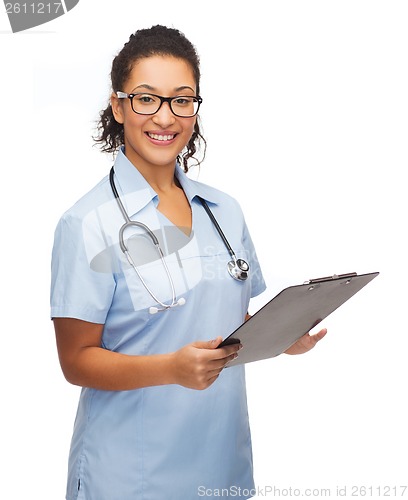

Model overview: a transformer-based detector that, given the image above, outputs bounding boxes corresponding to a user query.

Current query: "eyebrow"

[130,84,196,94]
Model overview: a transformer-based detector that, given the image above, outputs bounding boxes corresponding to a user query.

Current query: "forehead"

[127,55,196,92]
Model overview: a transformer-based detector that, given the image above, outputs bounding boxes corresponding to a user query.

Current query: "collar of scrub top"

[112,149,250,277]
[112,147,222,218]
[112,148,250,313]
[111,148,226,314]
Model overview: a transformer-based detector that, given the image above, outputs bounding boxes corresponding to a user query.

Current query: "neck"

[123,148,179,193]
[137,162,178,194]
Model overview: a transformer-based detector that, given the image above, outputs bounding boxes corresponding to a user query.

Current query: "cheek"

[123,115,148,139]
[126,113,147,130]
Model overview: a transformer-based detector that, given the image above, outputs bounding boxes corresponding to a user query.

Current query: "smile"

[147,132,176,141]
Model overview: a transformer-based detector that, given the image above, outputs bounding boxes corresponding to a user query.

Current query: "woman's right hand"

[171,337,241,390]
[54,318,240,391]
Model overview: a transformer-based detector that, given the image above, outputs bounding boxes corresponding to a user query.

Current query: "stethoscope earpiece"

[149,297,186,315]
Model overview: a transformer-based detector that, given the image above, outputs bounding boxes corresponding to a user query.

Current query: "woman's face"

[111,55,197,172]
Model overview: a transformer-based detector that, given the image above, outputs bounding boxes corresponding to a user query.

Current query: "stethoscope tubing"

[109,167,249,312]
[110,168,177,310]
[196,195,249,280]
[196,195,236,262]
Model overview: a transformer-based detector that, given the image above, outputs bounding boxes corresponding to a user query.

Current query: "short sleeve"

[242,222,266,298]
[50,213,116,323]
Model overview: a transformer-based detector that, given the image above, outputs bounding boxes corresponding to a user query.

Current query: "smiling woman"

[50,24,324,500]
[95,26,206,173]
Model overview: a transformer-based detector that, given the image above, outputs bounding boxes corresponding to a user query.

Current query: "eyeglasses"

[116,91,203,118]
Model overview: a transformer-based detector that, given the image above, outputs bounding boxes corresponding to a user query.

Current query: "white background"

[1,1,407,498]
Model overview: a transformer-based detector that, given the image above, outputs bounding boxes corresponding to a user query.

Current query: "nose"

[152,101,176,128]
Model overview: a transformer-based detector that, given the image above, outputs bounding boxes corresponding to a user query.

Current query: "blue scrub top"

[51,149,266,500]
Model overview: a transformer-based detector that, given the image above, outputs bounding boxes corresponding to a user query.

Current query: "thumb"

[313,328,328,343]
[192,336,223,350]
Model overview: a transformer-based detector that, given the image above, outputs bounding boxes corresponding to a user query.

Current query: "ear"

[111,92,125,124]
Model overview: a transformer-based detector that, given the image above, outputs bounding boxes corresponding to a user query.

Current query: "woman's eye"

[137,94,156,104]
[173,97,192,106]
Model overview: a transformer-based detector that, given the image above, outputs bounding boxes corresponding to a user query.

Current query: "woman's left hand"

[284,328,327,355]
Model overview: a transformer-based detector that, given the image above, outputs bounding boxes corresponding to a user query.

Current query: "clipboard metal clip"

[304,272,358,285]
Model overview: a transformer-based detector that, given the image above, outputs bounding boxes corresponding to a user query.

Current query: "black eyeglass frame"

[116,91,203,118]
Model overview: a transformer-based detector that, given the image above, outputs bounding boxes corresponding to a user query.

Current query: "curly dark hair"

[94,25,206,172]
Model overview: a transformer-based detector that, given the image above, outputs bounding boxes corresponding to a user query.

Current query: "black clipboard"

[220,271,379,366]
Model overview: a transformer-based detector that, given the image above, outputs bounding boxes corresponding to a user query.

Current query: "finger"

[192,336,223,350]
[193,341,241,362]
[311,328,327,343]
[210,344,241,361]
[209,350,239,370]
[205,373,221,387]
[206,362,230,380]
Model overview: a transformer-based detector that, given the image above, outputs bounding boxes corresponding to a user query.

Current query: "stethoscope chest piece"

[228,258,250,281]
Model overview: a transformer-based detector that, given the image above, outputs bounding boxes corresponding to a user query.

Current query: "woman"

[51,25,326,500]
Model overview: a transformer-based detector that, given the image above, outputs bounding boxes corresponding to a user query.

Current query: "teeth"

[148,133,175,141]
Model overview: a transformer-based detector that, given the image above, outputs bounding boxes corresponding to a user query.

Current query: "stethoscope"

[109,167,249,314]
